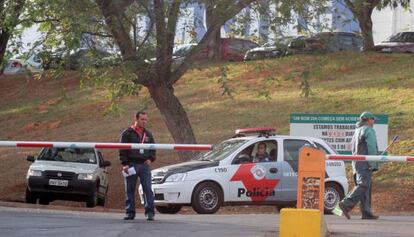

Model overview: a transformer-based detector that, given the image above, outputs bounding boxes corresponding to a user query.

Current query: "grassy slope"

[0,52,413,213]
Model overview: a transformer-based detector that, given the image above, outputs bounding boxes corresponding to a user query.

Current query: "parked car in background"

[244,36,305,61]
[171,38,259,64]
[25,147,111,207]
[171,43,206,66]
[303,32,363,53]
[374,31,414,53]
[173,43,198,58]
[2,53,43,75]
[220,38,259,61]
[244,32,363,61]
[38,51,64,70]
[68,47,110,70]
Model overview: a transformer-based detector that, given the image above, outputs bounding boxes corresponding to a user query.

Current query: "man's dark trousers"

[341,168,372,215]
[124,163,154,217]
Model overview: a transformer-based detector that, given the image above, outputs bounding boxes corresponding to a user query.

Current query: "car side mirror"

[26,155,35,162]
[100,160,111,167]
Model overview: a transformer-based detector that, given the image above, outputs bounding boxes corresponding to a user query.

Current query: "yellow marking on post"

[280,208,326,237]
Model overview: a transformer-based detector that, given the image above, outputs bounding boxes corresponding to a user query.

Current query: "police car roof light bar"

[234,127,276,138]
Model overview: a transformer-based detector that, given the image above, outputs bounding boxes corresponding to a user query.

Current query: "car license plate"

[48,179,68,187]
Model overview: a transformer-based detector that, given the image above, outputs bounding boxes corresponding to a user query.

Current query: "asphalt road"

[0,206,413,237]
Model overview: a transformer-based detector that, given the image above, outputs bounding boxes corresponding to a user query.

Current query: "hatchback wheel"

[86,190,98,208]
[25,187,37,204]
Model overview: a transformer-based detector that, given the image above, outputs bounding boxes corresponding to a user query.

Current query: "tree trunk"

[147,83,198,161]
[0,31,11,73]
[206,5,221,60]
[357,10,375,51]
[0,0,25,72]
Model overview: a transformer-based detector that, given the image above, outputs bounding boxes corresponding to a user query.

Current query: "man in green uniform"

[339,111,379,220]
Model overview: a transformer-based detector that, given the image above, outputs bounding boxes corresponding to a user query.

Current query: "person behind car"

[338,111,379,220]
[119,111,156,221]
[253,142,270,163]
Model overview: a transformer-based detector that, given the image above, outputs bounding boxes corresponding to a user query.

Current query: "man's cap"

[359,111,378,121]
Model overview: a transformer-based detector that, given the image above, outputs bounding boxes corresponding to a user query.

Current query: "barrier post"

[297,145,325,211]
[280,145,327,237]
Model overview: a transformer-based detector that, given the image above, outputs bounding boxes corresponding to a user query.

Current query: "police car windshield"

[198,139,247,161]
[38,148,97,164]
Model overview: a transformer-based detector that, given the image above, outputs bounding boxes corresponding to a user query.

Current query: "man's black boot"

[123,215,135,220]
[146,212,155,221]
[362,213,379,220]
[338,202,351,220]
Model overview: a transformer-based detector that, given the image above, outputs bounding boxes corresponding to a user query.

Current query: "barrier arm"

[0,141,213,151]
[327,154,414,163]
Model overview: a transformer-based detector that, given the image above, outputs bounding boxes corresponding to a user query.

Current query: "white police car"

[140,128,348,214]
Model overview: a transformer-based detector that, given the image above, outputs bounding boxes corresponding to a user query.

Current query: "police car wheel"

[155,205,182,214]
[191,182,223,214]
[324,182,344,214]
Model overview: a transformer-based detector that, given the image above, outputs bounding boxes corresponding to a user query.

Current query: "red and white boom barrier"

[0,141,412,161]
[0,141,213,151]
[327,154,414,163]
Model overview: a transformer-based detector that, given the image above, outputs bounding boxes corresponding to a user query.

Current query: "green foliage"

[250,60,281,99]
[81,65,141,98]
[217,65,234,97]
[299,70,312,98]
[257,76,280,99]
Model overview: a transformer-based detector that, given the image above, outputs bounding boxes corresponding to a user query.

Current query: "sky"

[20,24,42,52]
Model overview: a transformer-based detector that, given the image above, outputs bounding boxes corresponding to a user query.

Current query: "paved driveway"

[0,206,413,237]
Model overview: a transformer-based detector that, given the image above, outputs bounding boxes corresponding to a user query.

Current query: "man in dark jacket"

[120,111,156,221]
[339,111,379,220]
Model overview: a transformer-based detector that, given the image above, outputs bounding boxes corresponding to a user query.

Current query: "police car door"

[279,139,312,201]
[227,140,283,203]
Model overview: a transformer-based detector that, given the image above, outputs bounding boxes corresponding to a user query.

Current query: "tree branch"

[95,0,136,60]
[82,31,113,38]
[154,0,166,61]
[343,0,357,15]
[169,0,257,85]
[166,0,181,58]
[135,1,155,53]
[136,17,154,54]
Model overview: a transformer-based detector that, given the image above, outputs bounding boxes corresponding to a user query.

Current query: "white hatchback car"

[140,128,348,214]
[26,147,111,207]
